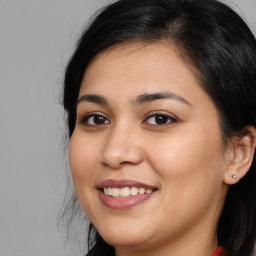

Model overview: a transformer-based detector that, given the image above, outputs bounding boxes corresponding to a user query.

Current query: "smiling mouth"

[102,187,155,197]
[97,179,158,209]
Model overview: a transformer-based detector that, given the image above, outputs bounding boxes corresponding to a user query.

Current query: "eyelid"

[77,110,178,127]
[78,112,110,125]
[143,111,178,125]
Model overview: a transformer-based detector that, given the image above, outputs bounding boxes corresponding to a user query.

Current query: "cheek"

[145,129,224,192]
[69,132,102,218]
[144,132,226,229]
[69,131,98,187]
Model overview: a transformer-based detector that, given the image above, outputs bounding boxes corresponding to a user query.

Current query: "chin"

[98,226,151,248]
[104,236,142,248]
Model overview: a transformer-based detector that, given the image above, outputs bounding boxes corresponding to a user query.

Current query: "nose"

[101,125,144,169]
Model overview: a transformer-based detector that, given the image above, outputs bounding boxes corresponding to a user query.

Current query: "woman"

[62,0,256,255]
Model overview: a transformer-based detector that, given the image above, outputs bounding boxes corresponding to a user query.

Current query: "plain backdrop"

[0,1,255,256]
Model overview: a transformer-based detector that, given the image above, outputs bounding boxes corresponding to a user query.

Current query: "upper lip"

[97,179,158,190]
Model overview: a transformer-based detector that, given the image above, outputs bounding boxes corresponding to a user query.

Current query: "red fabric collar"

[212,246,225,256]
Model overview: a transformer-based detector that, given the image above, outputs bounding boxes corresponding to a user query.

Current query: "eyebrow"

[133,91,191,106]
[77,94,108,106]
[77,91,191,106]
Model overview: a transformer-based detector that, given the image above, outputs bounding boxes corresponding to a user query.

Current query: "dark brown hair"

[62,0,256,255]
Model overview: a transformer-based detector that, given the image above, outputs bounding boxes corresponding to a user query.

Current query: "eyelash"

[143,112,178,126]
[79,113,110,126]
[78,112,177,127]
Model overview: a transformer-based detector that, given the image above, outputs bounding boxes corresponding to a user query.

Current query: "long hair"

[62,0,256,255]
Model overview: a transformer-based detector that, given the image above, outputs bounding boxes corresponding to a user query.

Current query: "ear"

[223,126,256,185]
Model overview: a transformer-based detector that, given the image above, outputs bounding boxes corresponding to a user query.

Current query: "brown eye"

[92,115,107,125]
[154,115,169,124]
[80,114,110,126]
[144,114,177,126]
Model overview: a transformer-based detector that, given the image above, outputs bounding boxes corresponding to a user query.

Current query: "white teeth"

[107,187,112,196]
[131,187,139,195]
[103,187,154,197]
[120,187,130,197]
[138,188,145,194]
[112,188,120,197]
[146,189,153,194]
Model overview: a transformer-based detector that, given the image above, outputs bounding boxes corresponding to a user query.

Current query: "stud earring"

[232,175,237,179]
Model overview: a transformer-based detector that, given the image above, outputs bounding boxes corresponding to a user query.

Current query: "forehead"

[79,42,208,106]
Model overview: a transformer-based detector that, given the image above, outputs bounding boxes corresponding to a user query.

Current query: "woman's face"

[69,43,229,254]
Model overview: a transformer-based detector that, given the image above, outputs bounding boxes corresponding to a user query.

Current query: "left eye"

[143,114,177,125]
[80,114,110,126]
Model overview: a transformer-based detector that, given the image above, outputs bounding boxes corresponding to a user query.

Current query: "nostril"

[119,161,136,166]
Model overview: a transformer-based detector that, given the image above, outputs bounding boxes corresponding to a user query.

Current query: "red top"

[212,246,225,256]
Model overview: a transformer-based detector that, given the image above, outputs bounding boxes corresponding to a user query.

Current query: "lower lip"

[98,190,155,209]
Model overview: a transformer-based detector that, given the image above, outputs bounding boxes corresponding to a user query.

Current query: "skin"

[69,42,235,256]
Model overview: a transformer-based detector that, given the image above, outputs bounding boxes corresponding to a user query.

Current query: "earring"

[232,175,237,179]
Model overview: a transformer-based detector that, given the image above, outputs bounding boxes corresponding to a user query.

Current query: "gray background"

[0,1,255,256]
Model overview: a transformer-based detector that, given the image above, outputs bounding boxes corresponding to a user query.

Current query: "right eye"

[79,114,110,126]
